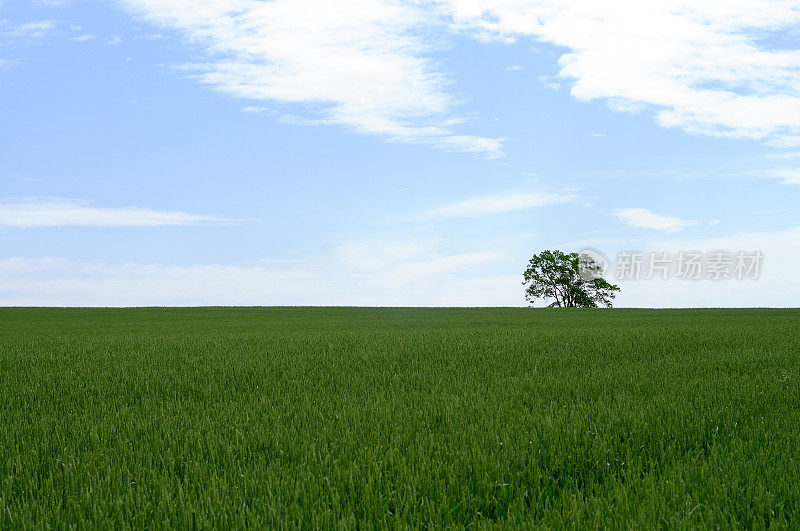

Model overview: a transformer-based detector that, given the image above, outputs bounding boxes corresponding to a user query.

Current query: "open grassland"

[1,307,799,527]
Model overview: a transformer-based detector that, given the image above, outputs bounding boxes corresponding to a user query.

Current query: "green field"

[1,307,798,527]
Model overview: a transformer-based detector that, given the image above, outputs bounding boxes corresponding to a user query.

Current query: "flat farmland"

[1,307,798,527]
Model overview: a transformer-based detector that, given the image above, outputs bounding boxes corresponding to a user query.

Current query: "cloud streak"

[4,20,56,40]
[614,208,697,233]
[422,191,578,220]
[0,199,236,227]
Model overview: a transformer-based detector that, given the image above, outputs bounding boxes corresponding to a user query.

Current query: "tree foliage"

[523,250,620,307]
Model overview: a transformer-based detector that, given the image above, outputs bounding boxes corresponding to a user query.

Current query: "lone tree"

[523,250,620,307]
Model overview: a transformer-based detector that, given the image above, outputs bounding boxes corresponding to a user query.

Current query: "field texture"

[1,307,798,527]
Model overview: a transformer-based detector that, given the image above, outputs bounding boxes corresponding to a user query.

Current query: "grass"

[1,307,798,527]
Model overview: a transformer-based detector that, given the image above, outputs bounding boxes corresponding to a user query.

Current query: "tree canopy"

[523,250,620,308]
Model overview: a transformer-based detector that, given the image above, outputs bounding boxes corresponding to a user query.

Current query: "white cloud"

[766,151,800,160]
[614,208,697,232]
[69,34,96,42]
[537,74,561,91]
[0,199,236,227]
[136,32,166,40]
[0,239,509,306]
[504,64,523,71]
[121,0,505,157]
[442,0,800,143]
[422,190,578,220]
[766,136,800,147]
[4,20,56,40]
[242,106,272,114]
[335,240,440,271]
[761,167,800,185]
[335,239,501,279]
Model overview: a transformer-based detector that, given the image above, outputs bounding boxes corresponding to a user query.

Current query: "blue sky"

[1,0,799,306]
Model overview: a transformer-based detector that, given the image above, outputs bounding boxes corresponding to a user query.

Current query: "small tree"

[523,249,620,307]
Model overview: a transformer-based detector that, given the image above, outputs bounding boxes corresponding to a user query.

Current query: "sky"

[1,0,799,307]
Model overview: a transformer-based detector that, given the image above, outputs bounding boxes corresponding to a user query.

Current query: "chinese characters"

[613,251,763,281]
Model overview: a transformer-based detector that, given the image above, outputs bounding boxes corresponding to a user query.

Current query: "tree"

[523,249,620,307]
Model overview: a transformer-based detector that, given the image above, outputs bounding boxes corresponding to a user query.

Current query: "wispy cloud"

[121,0,505,157]
[614,208,697,232]
[443,0,800,144]
[69,34,96,42]
[4,20,56,40]
[537,75,561,91]
[135,32,166,40]
[422,191,579,220]
[760,167,800,185]
[242,106,272,114]
[0,199,237,228]
[765,151,800,160]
